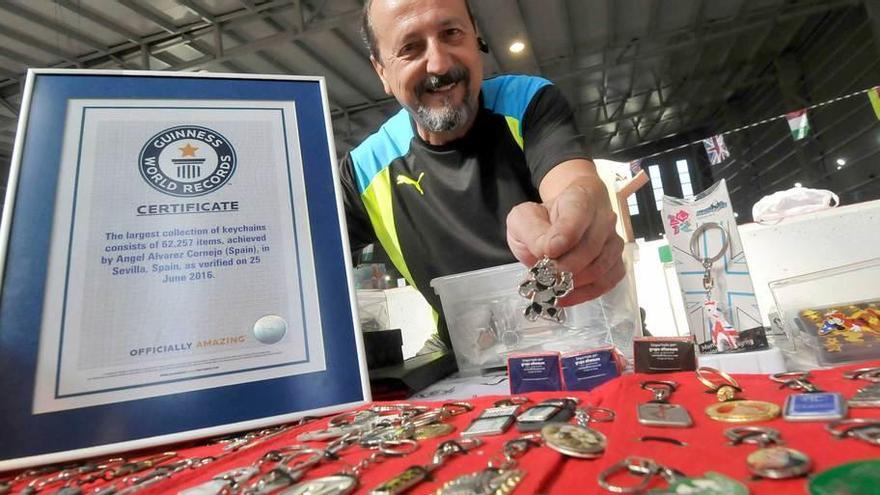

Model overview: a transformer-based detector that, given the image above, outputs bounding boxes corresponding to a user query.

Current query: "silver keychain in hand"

[518,256,573,323]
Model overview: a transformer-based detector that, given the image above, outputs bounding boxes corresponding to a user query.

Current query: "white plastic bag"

[752,187,839,224]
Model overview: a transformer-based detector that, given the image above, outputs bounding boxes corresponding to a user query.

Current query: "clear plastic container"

[431,258,641,375]
[769,256,880,368]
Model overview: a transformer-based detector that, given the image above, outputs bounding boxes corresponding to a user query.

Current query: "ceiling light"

[509,41,525,54]
[733,212,739,218]
[836,158,846,166]
[794,182,802,188]
[836,165,843,170]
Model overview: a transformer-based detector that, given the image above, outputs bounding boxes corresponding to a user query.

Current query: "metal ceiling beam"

[0,1,135,69]
[0,98,17,118]
[228,0,377,130]
[0,23,82,67]
[512,0,543,75]
[864,0,880,51]
[54,0,141,44]
[0,0,300,94]
[738,12,865,124]
[164,10,361,72]
[293,41,376,104]
[546,0,858,83]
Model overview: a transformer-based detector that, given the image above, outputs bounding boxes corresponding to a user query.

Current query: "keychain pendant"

[541,423,607,458]
[648,471,749,494]
[746,446,812,479]
[413,423,455,440]
[179,467,259,495]
[849,383,880,408]
[436,468,525,495]
[783,392,846,421]
[280,474,359,495]
[705,400,780,423]
[369,466,430,495]
[638,403,693,428]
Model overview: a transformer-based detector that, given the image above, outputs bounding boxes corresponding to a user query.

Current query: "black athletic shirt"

[339,75,590,345]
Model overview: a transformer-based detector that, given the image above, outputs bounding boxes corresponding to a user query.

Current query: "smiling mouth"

[425,81,459,94]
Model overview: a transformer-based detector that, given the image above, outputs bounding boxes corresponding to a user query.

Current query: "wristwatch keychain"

[689,223,739,352]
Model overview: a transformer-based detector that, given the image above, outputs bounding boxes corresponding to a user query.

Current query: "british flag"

[702,134,730,165]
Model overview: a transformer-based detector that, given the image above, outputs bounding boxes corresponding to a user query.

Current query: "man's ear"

[370,56,393,95]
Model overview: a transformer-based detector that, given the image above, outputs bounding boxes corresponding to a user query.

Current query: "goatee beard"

[412,66,473,133]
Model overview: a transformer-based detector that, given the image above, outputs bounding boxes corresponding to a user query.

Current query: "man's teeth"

[428,82,457,93]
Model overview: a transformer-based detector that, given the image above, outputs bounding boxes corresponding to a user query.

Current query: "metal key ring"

[582,406,616,423]
[769,371,810,384]
[725,426,779,446]
[689,222,729,265]
[440,402,474,417]
[844,367,880,382]
[641,380,678,392]
[696,367,741,391]
[826,418,880,438]
[598,457,661,494]
[495,396,530,406]
[328,409,377,427]
[378,439,418,456]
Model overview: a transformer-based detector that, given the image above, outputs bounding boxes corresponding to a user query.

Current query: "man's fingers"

[543,185,595,259]
[559,258,626,306]
[566,233,624,286]
[554,209,617,274]
[506,202,552,265]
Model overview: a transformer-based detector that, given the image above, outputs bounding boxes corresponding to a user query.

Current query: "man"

[340,0,625,348]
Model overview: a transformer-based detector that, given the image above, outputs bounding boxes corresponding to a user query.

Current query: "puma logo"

[396,172,425,195]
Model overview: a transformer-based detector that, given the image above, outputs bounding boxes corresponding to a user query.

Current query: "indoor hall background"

[0,0,878,234]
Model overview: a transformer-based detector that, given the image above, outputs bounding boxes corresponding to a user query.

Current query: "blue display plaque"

[0,69,370,470]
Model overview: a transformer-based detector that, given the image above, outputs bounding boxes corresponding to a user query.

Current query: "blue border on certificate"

[0,74,364,460]
[54,106,313,398]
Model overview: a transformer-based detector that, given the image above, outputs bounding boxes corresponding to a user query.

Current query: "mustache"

[416,66,469,96]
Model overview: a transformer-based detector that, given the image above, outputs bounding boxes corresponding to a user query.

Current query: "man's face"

[369,0,483,138]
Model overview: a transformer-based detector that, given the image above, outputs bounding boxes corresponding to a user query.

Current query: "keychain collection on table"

[2,365,879,494]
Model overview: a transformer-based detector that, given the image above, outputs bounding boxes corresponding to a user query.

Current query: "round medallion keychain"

[541,407,613,459]
[697,367,780,423]
[725,426,811,479]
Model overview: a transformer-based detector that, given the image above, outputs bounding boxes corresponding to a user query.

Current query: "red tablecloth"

[4,361,879,494]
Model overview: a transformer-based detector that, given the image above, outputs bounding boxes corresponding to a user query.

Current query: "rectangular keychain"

[637,381,693,428]
[771,372,846,421]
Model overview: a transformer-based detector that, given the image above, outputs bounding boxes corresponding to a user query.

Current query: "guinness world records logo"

[139,125,236,197]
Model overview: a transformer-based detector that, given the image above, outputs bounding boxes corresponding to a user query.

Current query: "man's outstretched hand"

[507,165,625,306]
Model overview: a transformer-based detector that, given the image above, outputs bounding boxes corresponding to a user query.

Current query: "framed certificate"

[0,69,369,469]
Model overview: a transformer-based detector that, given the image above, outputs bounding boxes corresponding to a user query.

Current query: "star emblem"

[179,143,199,157]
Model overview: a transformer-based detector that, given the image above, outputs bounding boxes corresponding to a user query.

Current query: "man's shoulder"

[348,108,414,193]
[481,74,553,117]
